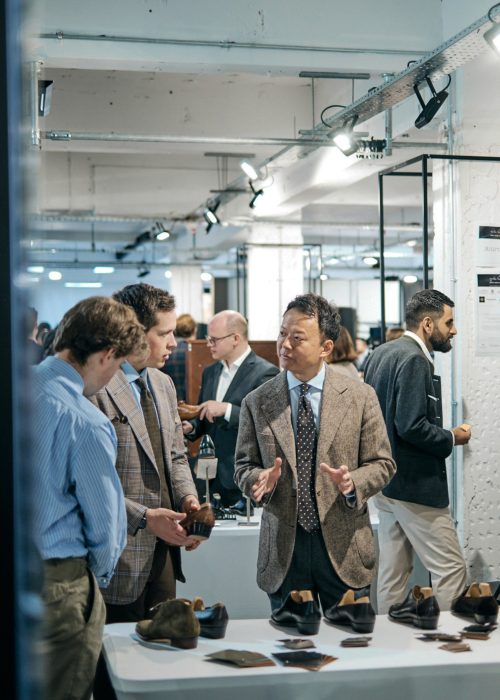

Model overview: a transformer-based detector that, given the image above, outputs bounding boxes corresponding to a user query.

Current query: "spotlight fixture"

[38,80,54,116]
[403,274,418,284]
[319,273,328,281]
[320,105,361,156]
[93,266,114,274]
[48,270,62,280]
[154,221,170,241]
[484,4,500,54]
[249,180,264,209]
[203,201,221,233]
[363,256,379,267]
[240,161,259,180]
[137,266,151,278]
[413,75,451,129]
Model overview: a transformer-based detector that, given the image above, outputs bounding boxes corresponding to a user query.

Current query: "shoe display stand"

[103,612,500,700]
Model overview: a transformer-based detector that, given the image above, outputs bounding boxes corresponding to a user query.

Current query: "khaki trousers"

[42,558,106,700]
[375,493,467,614]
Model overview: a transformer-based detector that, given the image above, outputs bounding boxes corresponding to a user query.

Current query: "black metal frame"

[378,153,500,342]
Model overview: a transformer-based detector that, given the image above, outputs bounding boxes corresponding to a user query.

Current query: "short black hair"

[113,283,175,331]
[285,293,341,342]
[405,289,454,330]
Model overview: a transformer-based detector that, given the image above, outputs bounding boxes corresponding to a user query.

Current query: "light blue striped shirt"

[287,363,325,432]
[32,356,127,587]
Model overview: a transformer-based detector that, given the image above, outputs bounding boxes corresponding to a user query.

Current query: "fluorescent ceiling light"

[326,257,340,265]
[93,266,115,274]
[27,265,44,273]
[406,240,417,247]
[64,282,103,288]
[48,271,62,281]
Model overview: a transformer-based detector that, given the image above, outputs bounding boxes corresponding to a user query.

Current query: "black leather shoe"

[452,582,499,624]
[228,498,254,516]
[271,590,321,635]
[192,598,229,639]
[389,586,440,629]
[324,589,376,633]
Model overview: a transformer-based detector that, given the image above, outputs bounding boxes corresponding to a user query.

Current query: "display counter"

[103,612,500,700]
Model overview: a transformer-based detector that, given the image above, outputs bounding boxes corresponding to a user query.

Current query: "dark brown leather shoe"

[179,503,215,540]
[388,586,440,629]
[177,401,201,421]
[324,589,375,633]
[136,598,200,649]
[452,582,499,624]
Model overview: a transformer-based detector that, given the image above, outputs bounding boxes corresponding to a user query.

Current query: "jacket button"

[316,490,321,496]
[119,416,128,424]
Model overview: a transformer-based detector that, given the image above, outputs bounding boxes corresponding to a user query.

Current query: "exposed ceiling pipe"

[39,31,425,57]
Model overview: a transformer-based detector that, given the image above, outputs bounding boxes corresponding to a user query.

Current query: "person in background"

[355,337,371,373]
[385,326,405,342]
[161,312,197,401]
[36,320,51,346]
[364,289,471,613]
[184,310,279,509]
[25,306,44,365]
[33,296,146,700]
[326,325,360,381]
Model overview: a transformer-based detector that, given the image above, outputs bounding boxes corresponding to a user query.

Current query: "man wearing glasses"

[183,310,279,508]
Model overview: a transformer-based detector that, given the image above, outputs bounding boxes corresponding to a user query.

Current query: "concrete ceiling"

[25,0,494,284]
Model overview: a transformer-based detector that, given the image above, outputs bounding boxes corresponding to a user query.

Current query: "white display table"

[103,612,500,700]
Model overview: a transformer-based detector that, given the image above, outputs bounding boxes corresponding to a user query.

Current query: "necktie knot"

[300,383,310,397]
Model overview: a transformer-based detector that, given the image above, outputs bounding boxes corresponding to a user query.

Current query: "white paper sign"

[195,456,218,480]
[476,272,500,355]
[477,226,500,267]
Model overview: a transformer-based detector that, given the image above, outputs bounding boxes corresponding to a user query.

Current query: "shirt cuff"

[344,490,357,509]
[449,429,455,446]
[224,403,232,422]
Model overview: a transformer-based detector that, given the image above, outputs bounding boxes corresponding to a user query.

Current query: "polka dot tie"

[296,383,320,532]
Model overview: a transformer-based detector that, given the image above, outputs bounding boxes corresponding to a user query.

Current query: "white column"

[168,265,206,323]
[246,223,304,340]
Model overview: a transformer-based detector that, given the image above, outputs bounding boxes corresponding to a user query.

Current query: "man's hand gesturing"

[251,457,282,503]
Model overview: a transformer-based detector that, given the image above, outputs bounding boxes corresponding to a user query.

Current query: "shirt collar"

[121,360,148,384]
[404,330,434,365]
[287,363,326,391]
[220,345,252,371]
[48,355,85,394]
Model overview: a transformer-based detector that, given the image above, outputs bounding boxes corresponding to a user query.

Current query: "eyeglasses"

[205,333,234,346]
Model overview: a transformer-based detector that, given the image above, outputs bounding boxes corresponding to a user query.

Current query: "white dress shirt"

[216,345,252,421]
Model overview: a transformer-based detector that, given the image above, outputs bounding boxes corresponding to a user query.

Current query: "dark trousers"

[93,543,175,700]
[269,525,358,613]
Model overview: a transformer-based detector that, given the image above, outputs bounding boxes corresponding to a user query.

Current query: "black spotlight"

[38,80,54,116]
[249,181,264,209]
[414,75,450,129]
[203,200,221,233]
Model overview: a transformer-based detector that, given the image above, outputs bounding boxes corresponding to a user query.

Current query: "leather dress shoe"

[389,586,440,629]
[271,590,321,635]
[451,582,499,624]
[324,589,375,633]
[177,401,201,421]
[179,503,215,540]
[136,598,200,649]
[192,597,229,639]
[228,498,254,516]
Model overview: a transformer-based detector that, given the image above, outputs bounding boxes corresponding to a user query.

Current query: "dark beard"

[430,332,452,353]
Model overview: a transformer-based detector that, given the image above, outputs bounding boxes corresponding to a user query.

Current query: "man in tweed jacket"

[235,294,395,613]
[91,284,200,618]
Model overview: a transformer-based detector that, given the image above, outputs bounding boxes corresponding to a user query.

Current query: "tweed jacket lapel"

[147,368,175,470]
[260,371,296,471]
[106,368,158,475]
[316,365,351,463]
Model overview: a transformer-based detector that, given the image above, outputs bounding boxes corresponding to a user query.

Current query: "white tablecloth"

[103,612,500,700]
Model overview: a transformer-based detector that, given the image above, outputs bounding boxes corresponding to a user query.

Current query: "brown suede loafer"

[177,401,201,421]
[179,502,215,540]
[136,598,200,649]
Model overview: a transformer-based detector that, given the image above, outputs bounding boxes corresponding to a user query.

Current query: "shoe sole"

[171,636,199,649]
[324,616,375,634]
[270,618,321,636]
[474,613,498,624]
[389,614,438,630]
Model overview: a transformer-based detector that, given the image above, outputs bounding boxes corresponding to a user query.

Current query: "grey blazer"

[90,367,198,604]
[234,365,396,594]
[364,335,454,508]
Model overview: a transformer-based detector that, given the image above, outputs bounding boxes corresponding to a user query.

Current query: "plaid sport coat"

[90,367,197,604]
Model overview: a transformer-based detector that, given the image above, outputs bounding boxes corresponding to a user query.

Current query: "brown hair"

[175,313,197,338]
[386,326,405,342]
[54,296,146,365]
[328,325,357,363]
[113,283,175,331]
